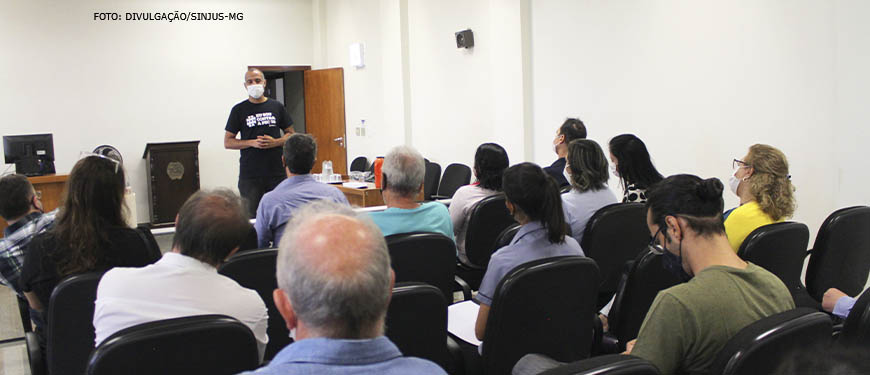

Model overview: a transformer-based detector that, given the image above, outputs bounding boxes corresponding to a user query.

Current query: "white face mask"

[247,84,265,99]
[728,175,742,196]
[611,165,619,177]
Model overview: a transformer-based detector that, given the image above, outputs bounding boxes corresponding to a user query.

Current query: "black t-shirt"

[543,157,569,187]
[225,99,294,179]
[19,227,159,313]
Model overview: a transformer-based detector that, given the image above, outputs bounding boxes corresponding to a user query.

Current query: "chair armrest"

[25,332,46,375]
[454,276,473,302]
[432,194,451,200]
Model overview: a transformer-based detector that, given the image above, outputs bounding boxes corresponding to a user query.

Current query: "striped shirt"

[0,210,56,296]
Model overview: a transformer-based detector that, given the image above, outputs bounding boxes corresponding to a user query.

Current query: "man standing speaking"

[224,68,295,217]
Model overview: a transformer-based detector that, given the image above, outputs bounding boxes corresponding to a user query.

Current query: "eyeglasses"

[732,159,750,170]
[648,227,665,255]
[79,152,121,173]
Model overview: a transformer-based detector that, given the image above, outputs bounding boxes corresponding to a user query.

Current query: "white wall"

[531,0,844,239]
[0,0,313,224]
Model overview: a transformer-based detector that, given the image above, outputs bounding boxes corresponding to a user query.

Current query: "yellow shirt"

[724,201,780,253]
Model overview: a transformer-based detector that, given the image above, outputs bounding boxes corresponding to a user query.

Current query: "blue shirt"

[474,221,584,306]
[561,187,618,244]
[239,336,446,375]
[834,295,858,319]
[0,210,56,296]
[255,175,350,248]
[369,202,454,240]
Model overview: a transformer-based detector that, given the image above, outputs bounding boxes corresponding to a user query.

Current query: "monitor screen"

[3,133,54,164]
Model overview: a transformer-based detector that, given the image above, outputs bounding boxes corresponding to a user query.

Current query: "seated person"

[608,134,664,203]
[449,143,509,266]
[725,144,795,252]
[93,189,269,359]
[239,201,446,374]
[515,175,794,375]
[255,133,349,248]
[474,163,584,341]
[0,174,56,297]
[822,287,865,319]
[369,146,452,239]
[562,139,618,243]
[20,155,159,321]
[543,118,586,188]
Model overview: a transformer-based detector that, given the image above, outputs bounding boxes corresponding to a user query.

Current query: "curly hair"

[744,144,795,221]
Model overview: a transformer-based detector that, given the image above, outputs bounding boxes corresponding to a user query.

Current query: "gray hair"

[276,200,392,338]
[381,146,425,197]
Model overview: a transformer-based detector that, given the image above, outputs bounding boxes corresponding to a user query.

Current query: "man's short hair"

[381,146,425,198]
[283,134,317,174]
[559,118,587,143]
[0,174,34,220]
[277,200,391,338]
[172,189,251,265]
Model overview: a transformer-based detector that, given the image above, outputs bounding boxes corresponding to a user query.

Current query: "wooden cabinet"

[143,142,200,227]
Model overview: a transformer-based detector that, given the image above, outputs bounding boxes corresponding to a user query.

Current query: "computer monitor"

[3,133,56,176]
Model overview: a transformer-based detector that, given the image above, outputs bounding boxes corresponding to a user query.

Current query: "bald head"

[276,201,392,339]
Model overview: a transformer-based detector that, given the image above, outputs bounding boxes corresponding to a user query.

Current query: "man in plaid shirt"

[0,174,57,297]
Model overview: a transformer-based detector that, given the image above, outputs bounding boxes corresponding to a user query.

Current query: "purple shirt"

[255,175,349,248]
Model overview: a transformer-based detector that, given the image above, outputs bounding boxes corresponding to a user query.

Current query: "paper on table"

[448,300,482,347]
[342,182,368,189]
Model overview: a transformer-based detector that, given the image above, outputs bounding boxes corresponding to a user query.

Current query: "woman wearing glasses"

[724,144,796,252]
[20,155,159,325]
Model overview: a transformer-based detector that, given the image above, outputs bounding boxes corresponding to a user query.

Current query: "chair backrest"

[495,224,522,250]
[87,314,259,375]
[608,250,681,348]
[483,256,600,375]
[737,222,811,302]
[384,232,456,304]
[465,194,518,267]
[709,308,833,375]
[350,156,369,172]
[436,163,471,199]
[46,272,104,375]
[17,295,32,333]
[385,282,449,371]
[579,203,649,309]
[840,289,870,347]
[538,354,661,375]
[806,206,870,301]
[424,161,442,201]
[217,248,288,360]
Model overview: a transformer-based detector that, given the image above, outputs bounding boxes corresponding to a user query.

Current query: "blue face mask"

[661,233,692,282]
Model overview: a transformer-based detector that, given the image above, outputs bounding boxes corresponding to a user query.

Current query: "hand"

[248,139,266,149]
[623,339,637,355]
[822,288,848,313]
[257,135,282,148]
[599,313,609,332]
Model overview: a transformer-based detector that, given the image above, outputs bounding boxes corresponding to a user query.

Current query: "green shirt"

[631,263,795,375]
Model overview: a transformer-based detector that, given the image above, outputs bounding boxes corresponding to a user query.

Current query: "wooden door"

[304,68,348,175]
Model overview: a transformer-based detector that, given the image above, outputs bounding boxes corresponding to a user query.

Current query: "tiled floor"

[0,286,27,375]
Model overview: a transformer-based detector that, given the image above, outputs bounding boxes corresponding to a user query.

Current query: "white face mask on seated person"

[247,84,265,99]
[729,159,751,196]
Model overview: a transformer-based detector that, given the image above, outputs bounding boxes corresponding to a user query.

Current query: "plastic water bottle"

[323,160,333,178]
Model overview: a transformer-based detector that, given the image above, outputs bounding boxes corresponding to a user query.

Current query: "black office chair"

[580,203,649,309]
[737,222,816,308]
[839,289,870,347]
[17,295,32,333]
[433,163,471,200]
[40,272,104,375]
[350,156,369,172]
[457,194,518,290]
[385,232,461,304]
[604,249,681,352]
[239,225,259,251]
[386,282,452,372]
[86,314,259,375]
[481,256,600,375]
[708,308,833,375]
[424,160,442,201]
[135,224,163,259]
[806,206,870,302]
[536,354,661,375]
[218,248,288,360]
[495,223,522,250]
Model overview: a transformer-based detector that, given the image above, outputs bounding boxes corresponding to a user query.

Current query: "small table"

[335,182,385,207]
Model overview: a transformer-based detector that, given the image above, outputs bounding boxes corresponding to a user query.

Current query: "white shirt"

[448,184,499,266]
[93,252,269,359]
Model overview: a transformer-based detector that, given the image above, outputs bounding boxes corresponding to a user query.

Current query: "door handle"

[333,137,343,142]
[334,136,345,149]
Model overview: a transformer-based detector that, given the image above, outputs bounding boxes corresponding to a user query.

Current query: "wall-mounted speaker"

[455,29,474,49]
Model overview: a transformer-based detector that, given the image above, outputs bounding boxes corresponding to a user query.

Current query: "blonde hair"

[744,144,796,221]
